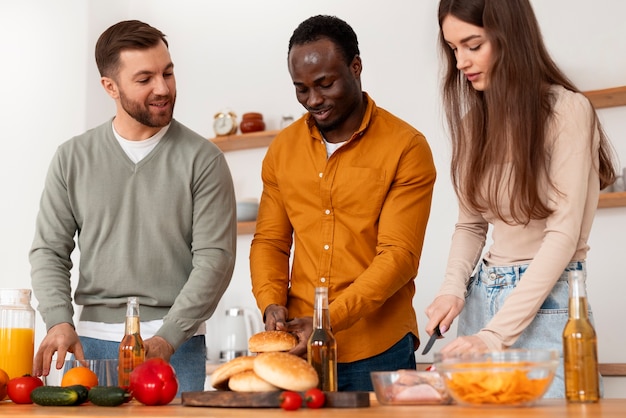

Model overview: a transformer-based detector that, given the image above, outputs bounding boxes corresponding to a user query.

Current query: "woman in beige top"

[425,0,617,398]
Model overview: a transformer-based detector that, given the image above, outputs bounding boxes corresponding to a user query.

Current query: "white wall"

[2,0,625,394]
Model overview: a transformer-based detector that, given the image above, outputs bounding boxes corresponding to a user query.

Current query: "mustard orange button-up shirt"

[250,94,436,363]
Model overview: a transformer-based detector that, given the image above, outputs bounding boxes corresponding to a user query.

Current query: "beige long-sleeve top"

[437,85,601,350]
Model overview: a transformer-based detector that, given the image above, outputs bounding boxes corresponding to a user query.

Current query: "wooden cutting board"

[181,390,370,408]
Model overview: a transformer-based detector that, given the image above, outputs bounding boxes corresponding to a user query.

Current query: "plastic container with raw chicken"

[370,369,453,405]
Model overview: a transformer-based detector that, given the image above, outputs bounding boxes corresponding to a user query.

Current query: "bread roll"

[211,355,255,390]
[248,330,297,353]
[228,370,279,392]
[253,351,319,392]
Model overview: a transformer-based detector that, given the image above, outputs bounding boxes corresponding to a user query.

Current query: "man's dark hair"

[288,15,360,65]
[95,20,168,78]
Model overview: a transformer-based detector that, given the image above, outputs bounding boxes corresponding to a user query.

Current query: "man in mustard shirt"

[250,15,436,391]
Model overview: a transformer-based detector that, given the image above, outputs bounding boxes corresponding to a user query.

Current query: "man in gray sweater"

[30,20,237,393]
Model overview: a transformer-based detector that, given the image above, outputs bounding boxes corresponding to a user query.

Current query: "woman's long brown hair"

[437,0,617,224]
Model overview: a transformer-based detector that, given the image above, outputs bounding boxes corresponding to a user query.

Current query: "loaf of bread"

[228,370,279,392]
[248,330,297,353]
[211,355,255,390]
[253,351,319,392]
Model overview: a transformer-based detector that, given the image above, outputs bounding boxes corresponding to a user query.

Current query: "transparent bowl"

[370,369,452,405]
[44,359,119,387]
[433,349,558,407]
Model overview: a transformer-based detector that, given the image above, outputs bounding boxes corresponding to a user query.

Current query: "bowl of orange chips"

[433,349,558,407]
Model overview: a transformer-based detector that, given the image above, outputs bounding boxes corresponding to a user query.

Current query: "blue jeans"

[337,333,416,391]
[459,261,600,399]
[78,335,206,396]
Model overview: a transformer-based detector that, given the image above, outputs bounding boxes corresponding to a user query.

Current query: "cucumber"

[65,384,89,405]
[30,386,79,406]
[88,386,131,407]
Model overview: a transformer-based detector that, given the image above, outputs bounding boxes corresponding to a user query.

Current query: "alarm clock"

[213,111,238,136]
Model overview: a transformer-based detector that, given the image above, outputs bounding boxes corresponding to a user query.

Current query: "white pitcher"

[219,307,263,362]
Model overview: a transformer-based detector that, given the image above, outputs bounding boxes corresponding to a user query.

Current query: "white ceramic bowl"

[236,201,258,222]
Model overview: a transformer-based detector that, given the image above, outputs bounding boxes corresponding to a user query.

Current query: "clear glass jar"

[0,289,35,378]
[280,114,295,129]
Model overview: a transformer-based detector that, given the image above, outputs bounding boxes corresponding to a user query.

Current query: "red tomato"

[129,358,178,406]
[7,375,44,404]
[304,388,325,409]
[279,390,302,411]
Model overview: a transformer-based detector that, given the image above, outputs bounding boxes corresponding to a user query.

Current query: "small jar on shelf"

[240,112,265,134]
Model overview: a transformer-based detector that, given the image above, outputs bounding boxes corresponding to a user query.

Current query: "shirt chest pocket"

[332,167,387,217]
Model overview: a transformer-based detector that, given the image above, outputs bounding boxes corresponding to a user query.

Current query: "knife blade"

[421,324,442,355]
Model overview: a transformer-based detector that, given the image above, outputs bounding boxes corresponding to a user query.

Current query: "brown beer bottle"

[118,296,145,389]
[307,287,338,391]
[563,270,599,402]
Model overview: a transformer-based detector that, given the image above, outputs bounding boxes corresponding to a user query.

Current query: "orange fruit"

[0,368,8,400]
[61,366,98,389]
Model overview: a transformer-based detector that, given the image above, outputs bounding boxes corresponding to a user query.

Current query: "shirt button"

[319,172,323,178]
[320,277,326,283]
[325,209,331,215]
[324,245,329,250]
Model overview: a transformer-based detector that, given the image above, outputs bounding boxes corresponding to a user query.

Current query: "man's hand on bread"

[281,317,313,358]
[263,305,313,358]
[264,304,289,330]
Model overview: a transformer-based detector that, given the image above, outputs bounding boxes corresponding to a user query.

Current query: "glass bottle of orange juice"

[0,289,35,379]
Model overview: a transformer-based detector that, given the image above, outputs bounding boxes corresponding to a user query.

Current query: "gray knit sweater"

[30,119,237,350]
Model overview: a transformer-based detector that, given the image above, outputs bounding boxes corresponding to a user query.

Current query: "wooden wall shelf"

[582,85,626,209]
[210,130,279,152]
[583,85,626,109]
[237,221,256,235]
[598,192,626,209]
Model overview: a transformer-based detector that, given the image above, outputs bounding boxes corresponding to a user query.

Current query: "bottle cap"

[0,289,32,305]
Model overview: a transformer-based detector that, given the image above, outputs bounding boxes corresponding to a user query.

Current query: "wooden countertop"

[2,397,626,418]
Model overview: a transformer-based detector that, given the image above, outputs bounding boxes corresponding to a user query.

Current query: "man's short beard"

[119,92,175,128]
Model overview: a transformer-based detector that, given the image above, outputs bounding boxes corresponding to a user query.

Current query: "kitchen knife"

[421,324,442,355]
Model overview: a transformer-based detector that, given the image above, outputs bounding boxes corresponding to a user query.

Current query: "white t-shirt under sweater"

[113,121,167,163]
